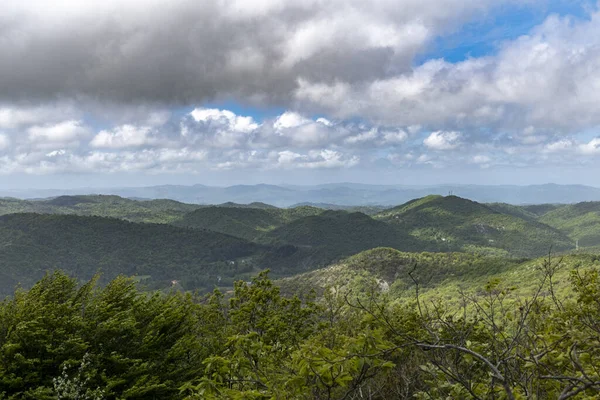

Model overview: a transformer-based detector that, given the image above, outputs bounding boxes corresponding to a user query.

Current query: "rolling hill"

[539,201,600,247]
[277,247,520,296]
[375,195,573,257]
[255,210,431,266]
[0,194,591,298]
[289,202,387,215]
[173,205,324,241]
[0,213,271,295]
[278,247,600,302]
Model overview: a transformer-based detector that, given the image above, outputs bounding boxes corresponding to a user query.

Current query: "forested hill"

[278,246,600,300]
[375,195,573,257]
[0,213,268,295]
[255,210,428,260]
[539,201,600,247]
[0,195,203,223]
[278,247,519,296]
[173,205,324,241]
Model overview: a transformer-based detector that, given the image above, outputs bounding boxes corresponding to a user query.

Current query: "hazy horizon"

[1,180,600,192]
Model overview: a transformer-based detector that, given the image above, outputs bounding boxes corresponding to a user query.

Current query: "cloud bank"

[1,0,600,181]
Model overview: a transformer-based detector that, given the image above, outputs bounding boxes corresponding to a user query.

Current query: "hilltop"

[375,195,573,257]
[216,201,279,209]
[289,202,387,215]
[0,195,202,223]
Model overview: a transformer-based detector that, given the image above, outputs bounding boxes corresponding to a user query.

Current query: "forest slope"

[256,210,431,266]
[375,195,573,257]
[173,205,323,241]
[539,201,600,247]
[278,247,600,301]
[0,213,267,294]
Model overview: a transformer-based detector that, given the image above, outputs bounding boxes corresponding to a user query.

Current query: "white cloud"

[0,104,79,129]
[345,128,407,146]
[1,103,600,176]
[345,129,378,145]
[294,10,600,140]
[276,149,359,169]
[316,118,333,126]
[544,139,575,153]
[191,108,258,133]
[579,138,600,155]
[90,125,153,149]
[0,0,522,107]
[28,120,90,144]
[424,131,461,150]
[46,149,66,157]
[381,130,408,144]
[471,155,491,164]
[273,112,311,130]
[0,134,10,151]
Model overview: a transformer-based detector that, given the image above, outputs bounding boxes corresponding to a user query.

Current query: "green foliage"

[486,202,540,221]
[520,203,563,217]
[0,272,215,399]
[290,202,388,215]
[2,266,600,399]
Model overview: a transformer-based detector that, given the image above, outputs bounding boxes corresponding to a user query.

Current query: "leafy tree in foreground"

[0,272,209,399]
[1,260,600,399]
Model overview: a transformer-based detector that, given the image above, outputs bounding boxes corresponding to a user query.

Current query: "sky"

[1,0,600,188]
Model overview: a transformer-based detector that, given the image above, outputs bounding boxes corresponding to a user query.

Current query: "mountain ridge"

[3,183,600,206]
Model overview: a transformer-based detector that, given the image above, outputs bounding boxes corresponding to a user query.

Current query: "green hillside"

[278,247,519,296]
[0,213,270,295]
[0,195,202,223]
[521,203,563,216]
[173,205,324,240]
[278,246,600,302]
[375,195,573,257]
[485,202,539,221]
[290,202,387,215]
[539,201,600,247]
[217,201,279,209]
[256,211,430,267]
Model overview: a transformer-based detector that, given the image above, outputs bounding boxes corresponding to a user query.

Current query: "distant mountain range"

[3,183,600,206]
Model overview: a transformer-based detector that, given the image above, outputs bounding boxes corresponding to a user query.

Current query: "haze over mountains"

[4,183,600,206]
